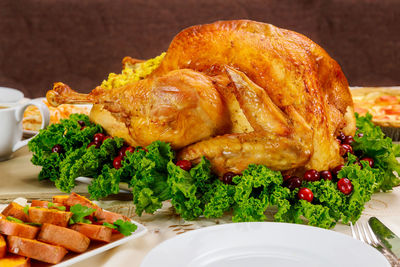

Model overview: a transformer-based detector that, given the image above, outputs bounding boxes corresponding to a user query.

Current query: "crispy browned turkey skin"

[46,20,356,176]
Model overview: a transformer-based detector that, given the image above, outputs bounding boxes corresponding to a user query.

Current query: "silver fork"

[350,221,400,267]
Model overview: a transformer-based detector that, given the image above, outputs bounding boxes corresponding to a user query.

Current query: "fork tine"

[355,222,366,243]
[350,221,357,239]
[361,222,372,245]
[366,222,380,245]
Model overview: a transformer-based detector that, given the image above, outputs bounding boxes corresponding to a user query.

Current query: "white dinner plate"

[0,202,147,267]
[141,222,389,267]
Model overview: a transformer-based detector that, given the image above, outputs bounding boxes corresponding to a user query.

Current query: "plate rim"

[141,221,389,267]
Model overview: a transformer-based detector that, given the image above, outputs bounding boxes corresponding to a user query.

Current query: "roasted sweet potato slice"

[30,200,64,210]
[0,255,30,267]
[38,223,90,253]
[65,193,100,212]
[8,236,67,264]
[27,207,71,227]
[70,223,113,243]
[0,218,39,239]
[1,203,28,222]
[94,209,130,224]
[0,234,6,258]
[52,195,69,206]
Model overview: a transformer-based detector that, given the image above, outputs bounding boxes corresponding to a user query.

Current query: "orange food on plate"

[0,218,39,239]
[95,209,130,224]
[0,234,6,258]
[7,236,68,265]
[65,192,100,211]
[0,192,138,265]
[22,99,90,132]
[1,203,28,222]
[52,195,70,206]
[30,200,64,210]
[38,223,90,253]
[27,207,72,227]
[64,193,129,223]
[70,223,113,243]
[0,255,30,267]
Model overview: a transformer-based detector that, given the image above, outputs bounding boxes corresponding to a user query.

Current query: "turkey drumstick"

[47,83,95,106]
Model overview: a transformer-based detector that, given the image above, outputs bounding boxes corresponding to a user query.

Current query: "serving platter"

[0,201,147,267]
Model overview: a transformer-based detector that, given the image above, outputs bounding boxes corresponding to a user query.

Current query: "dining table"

[1,138,400,266]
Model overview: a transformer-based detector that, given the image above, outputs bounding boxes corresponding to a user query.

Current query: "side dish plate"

[0,203,147,267]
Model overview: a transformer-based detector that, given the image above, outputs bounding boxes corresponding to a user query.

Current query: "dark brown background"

[1,0,399,98]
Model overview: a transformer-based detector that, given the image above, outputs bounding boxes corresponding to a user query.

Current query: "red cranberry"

[357,133,364,138]
[87,141,100,148]
[51,144,63,153]
[176,160,192,171]
[113,156,123,169]
[320,170,332,180]
[118,146,128,157]
[343,136,354,145]
[340,143,353,156]
[298,188,313,202]
[284,177,302,190]
[80,126,87,131]
[283,175,292,181]
[303,169,320,182]
[338,132,346,142]
[360,157,374,168]
[331,164,344,178]
[222,172,237,185]
[93,133,105,143]
[77,120,85,127]
[337,178,353,195]
[95,140,104,147]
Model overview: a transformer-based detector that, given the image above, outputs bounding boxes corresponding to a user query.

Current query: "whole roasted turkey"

[47,20,356,176]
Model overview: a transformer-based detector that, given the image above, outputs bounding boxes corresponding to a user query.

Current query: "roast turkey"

[46,20,356,176]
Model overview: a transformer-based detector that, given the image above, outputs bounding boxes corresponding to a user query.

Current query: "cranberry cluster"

[282,167,355,203]
[279,131,375,202]
[338,132,375,168]
[337,132,354,156]
[112,145,141,169]
[87,133,111,149]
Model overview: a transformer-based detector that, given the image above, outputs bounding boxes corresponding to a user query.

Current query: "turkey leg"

[46,82,94,106]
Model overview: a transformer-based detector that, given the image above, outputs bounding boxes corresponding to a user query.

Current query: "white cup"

[0,87,24,103]
[0,99,50,161]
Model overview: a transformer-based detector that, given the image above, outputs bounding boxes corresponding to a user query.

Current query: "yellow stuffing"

[101,52,166,89]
